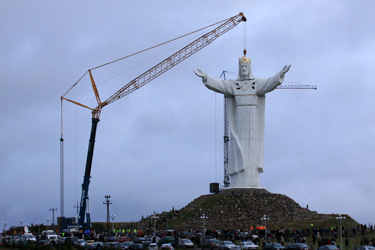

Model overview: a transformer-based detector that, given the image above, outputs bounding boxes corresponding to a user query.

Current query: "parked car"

[37,239,52,248]
[133,243,145,250]
[202,239,221,250]
[286,243,310,250]
[118,236,132,242]
[142,237,154,246]
[239,241,259,250]
[22,233,37,243]
[75,239,87,247]
[84,241,103,249]
[158,236,176,247]
[86,240,95,245]
[121,241,135,249]
[149,243,159,250]
[41,230,55,236]
[178,239,194,249]
[134,237,146,244]
[161,243,175,250]
[65,236,79,244]
[46,234,60,245]
[264,243,285,250]
[219,241,236,250]
[103,241,122,249]
[318,246,339,250]
[358,246,375,250]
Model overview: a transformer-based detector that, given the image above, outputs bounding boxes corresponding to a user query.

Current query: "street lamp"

[49,208,57,228]
[19,219,24,236]
[261,215,269,244]
[3,221,7,237]
[151,213,159,237]
[200,213,208,241]
[110,213,116,232]
[336,214,346,250]
[76,215,80,230]
[46,217,51,230]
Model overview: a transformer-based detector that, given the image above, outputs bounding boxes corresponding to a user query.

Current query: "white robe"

[203,71,285,188]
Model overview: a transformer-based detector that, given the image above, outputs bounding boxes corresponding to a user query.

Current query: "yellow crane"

[61,13,246,229]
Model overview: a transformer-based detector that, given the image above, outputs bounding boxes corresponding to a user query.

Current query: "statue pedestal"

[223,187,269,194]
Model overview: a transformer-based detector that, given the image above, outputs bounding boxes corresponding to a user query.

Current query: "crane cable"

[61,15,235,100]
[243,21,247,55]
[60,15,235,142]
[60,15,241,198]
[60,15,240,138]
[90,16,234,71]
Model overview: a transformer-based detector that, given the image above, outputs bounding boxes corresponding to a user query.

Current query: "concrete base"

[222,187,270,194]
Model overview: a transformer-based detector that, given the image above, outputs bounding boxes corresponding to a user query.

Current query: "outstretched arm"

[194,69,233,95]
[281,64,291,76]
[193,69,207,82]
[257,64,291,95]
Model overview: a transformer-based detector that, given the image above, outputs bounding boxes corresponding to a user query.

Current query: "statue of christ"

[194,55,291,188]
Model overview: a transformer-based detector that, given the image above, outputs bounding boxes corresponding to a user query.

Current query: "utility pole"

[3,213,7,237]
[336,214,346,250]
[103,195,112,230]
[19,219,23,236]
[49,208,57,228]
[151,213,159,237]
[110,213,116,232]
[74,201,79,222]
[46,217,50,230]
[261,214,269,244]
[200,213,208,241]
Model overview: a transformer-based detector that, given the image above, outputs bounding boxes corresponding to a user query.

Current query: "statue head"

[237,55,254,80]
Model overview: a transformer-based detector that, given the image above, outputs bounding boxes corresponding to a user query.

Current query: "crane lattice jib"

[277,85,317,90]
[99,13,246,109]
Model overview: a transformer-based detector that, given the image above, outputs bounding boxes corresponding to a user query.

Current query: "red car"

[117,236,132,242]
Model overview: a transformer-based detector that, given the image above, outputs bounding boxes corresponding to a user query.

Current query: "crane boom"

[277,84,317,90]
[74,13,246,229]
[99,12,246,109]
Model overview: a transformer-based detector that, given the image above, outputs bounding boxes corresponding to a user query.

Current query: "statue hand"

[282,64,291,74]
[193,69,207,81]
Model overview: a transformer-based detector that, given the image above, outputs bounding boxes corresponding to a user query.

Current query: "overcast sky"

[1,1,375,229]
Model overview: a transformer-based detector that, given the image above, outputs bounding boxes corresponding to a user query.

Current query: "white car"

[239,242,259,250]
[149,243,158,250]
[178,239,194,249]
[74,239,87,247]
[161,243,175,250]
[219,241,236,250]
[22,233,37,243]
[46,234,60,244]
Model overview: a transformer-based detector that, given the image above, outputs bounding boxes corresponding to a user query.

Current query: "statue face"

[239,63,250,78]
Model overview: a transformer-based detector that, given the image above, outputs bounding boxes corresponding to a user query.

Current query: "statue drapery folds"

[194,55,291,188]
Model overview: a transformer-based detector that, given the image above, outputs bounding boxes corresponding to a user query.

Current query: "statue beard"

[237,63,255,81]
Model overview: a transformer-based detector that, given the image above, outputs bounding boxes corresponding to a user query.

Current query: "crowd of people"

[2,223,375,249]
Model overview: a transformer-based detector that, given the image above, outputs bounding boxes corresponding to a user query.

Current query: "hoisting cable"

[243,20,247,55]
[89,16,234,71]
[62,15,240,103]
[61,16,234,102]
[60,95,65,218]
[61,97,64,139]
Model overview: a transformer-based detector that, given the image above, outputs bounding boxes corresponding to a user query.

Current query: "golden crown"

[239,55,251,63]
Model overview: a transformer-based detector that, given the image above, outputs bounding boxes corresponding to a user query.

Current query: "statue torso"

[231,79,259,106]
